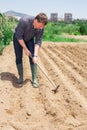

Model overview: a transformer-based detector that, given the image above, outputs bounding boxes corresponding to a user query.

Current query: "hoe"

[37,62,60,94]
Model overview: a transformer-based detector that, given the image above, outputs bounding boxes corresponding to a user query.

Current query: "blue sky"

[0,0,87,19]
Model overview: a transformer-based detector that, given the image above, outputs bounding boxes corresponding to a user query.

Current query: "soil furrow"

[58,45,87,65]
[39,47,87,111]
[49,45,87,70]
[42,47,87,98]
[49,46,87,81]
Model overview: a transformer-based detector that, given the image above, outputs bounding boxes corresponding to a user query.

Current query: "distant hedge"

[43,20,87,42]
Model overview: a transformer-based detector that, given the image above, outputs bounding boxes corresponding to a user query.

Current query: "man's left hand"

[32,57,37,64]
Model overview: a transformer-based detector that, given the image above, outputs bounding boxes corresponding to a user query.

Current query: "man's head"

[33,13,48,29]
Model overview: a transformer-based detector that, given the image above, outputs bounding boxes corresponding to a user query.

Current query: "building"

[50,13,58,22]
[64,13,72,23]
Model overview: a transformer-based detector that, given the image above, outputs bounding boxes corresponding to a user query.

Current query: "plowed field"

[0,42,87,130]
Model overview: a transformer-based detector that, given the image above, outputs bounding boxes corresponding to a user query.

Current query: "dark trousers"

[13,34,34,65]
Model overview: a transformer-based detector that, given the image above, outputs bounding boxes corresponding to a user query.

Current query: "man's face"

[33,19,45,29]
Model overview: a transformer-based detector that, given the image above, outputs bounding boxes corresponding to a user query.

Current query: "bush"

[0,14,18,54]
[2,24,13,45]
[79,24,87,35]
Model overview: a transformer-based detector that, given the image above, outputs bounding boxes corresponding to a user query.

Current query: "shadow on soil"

[0,72,31,88]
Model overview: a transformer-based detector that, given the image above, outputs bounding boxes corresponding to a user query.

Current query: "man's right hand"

[24,48,31,57]
[18,39,31,56]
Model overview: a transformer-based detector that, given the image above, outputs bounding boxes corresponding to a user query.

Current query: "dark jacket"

[14,16,44,46]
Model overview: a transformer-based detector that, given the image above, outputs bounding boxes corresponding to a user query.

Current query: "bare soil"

[0,42,87,130]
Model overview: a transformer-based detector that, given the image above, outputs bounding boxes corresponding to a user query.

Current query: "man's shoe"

[32,80,39,88]
[17,78,23,84]
[17,63,23,84]
[30,64,39,88]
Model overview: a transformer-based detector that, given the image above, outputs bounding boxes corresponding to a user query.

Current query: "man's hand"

[24,48,31,56]
[18,39,32,56]
[32,57,37,64]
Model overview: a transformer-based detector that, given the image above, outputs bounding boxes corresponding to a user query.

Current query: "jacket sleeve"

[35,29,44,47]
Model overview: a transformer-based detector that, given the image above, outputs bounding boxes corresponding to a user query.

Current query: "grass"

[43,35,87,42]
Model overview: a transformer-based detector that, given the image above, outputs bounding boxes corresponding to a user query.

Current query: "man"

[13,13,48,88]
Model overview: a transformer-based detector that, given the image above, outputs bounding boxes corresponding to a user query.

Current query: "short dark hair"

[35,13,48,25]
